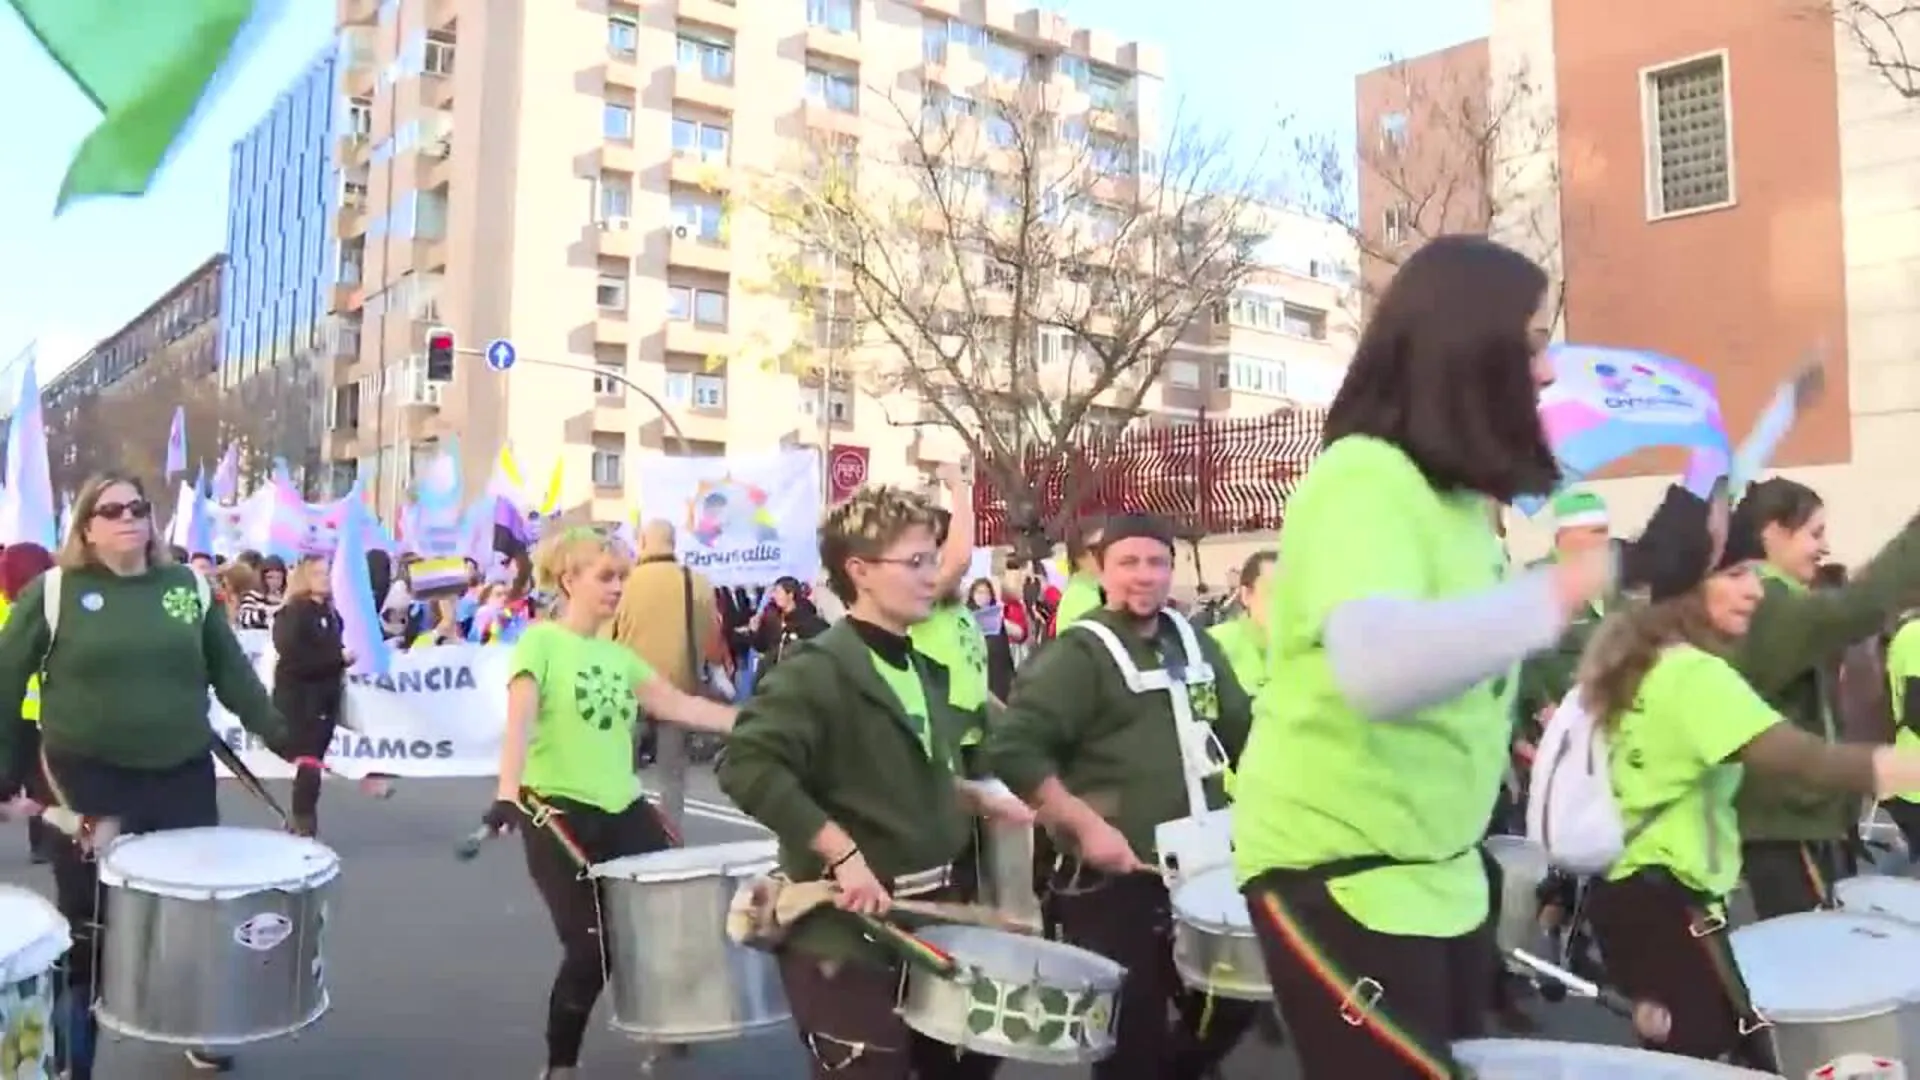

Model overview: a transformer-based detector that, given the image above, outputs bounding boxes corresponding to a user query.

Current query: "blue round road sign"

[485,338,517,371]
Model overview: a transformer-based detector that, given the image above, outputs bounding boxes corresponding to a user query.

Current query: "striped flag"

[163,405,187,479]
[211,441,241,503]
[6,0,279,209]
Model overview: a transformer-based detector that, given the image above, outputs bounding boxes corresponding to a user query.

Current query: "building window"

[984,35,1028,82]
[676,33,733,84]
[596,274,628,311]
[607,13,638,57]
[1645,52,1733,217]
[591,442,624,487]
[805,66,858,113]
[1379,111,1407,154]
[424,31,455,76]
[692,373,725,410]
[670,192,725,242]
[807,0,855,34]
[1382,203,1410,246]
[1228,355,1288,398]
[667,286,728,326]
[346,97,373,137]
[1088,66,1129,112]
[1165,359,1200,389]
[1280,303,1327,341]
[598,174,632,221]
[594,359,625,397]
[671,116,730,162]
[604,102,634,141]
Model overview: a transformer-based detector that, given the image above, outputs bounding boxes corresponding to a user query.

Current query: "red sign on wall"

[828,444,869,503]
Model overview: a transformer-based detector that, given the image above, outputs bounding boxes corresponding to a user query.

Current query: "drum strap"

[518,790,684,876]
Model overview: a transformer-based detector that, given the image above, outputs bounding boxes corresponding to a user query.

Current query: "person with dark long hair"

[1228,237,1620,1078]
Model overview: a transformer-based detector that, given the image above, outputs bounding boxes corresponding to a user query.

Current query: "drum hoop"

[945,940,1126,994]
[99,862,341,899]
[589,856,776,884]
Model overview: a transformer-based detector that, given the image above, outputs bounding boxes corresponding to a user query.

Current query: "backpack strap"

[41,568,63,639]
[1071,620,1172,693]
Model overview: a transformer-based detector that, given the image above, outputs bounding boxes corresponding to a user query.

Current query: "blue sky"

[0,0,1485,379]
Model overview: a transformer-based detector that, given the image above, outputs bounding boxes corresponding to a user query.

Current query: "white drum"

[0,887,69,1080]
[590,840,789,1042]
[95,827,339,1046]
[1483,835,1551,958]
[1732,909,1920,1079]
[1453,1038,1776,1077]
[1836,874,1920,926]
[1169,866,1268,1000]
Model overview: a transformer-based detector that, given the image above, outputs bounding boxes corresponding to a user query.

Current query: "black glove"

[481,799,524,835]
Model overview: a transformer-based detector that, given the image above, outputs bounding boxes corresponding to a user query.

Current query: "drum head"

[1834,874,1920,923]
[97,827,341,900]
[915,924,1126,990]
[590,839,777,882]
[1170,866,1251,932]
[1730,910,1920,1023]
[0,886,69,985]
[1454,1038,1774,1077]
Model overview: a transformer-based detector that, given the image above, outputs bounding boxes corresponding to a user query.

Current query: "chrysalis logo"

[1592,361,1691,412]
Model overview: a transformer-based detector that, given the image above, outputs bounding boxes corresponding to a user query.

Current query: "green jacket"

[1515,557,1606,731]
[1734,520,1920,841]
[716,620,973,966]
[983,608,1253,863]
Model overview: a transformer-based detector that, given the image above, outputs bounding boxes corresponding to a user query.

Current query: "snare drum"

[1453,1038,1776,1077]
[0,887,68,1080]
[898,923,1124,1067]
[95,826,338,1046]
[1170,866,1268,1000]
[590,840,789,1043]
[1483,835,1551,957]
[1732,909,1920,1079]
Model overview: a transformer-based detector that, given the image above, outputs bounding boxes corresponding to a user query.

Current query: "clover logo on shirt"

[573,663,631,731]
[1187,679,1220,722]
[161,586,203,624]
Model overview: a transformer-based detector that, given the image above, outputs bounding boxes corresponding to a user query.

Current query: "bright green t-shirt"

[1054,574,1102,632]
[1207,617,1267,698]
[909,601,990,712]
[1607,646,1779,898]
[512,621,656,812]
[1232,435,1515,937]
[1888,621,1920,802]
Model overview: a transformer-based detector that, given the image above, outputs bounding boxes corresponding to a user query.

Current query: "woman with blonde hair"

[1576,484,1920,1067]
[0,470,288,1078]
[272,554,352,838]
[476,527,736,1079]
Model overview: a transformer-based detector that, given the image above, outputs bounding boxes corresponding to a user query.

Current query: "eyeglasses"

[865,551,940,572]
[92,499,152,523]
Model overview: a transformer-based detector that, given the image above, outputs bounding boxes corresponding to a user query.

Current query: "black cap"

[1097,513,1175,560]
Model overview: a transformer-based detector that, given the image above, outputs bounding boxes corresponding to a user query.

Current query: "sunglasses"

[92,499,153,522]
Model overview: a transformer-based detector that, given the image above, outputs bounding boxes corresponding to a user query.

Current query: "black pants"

[1243,868,1495,1080]
[779,939,1001,1080]
[284,718,338,822]
[1585,870,1775,1069]
[42,749,221,1080]
[1740,839,1854,919]
[519,793,676,1069]
[1048,866,1256,1080]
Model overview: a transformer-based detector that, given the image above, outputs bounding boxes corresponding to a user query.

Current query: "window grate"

[1651,56,1731,215]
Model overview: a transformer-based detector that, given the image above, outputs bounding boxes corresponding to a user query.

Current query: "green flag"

[7,0,258,209]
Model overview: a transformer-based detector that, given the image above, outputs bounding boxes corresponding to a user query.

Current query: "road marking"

[682,798,768,832]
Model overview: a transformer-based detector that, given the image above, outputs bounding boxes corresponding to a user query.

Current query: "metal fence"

[972,408,1327,545]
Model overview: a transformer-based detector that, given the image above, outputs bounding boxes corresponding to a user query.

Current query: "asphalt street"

[0,769,1633,1079]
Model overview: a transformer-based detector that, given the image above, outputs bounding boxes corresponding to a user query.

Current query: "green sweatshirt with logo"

[984,608,1252,862]
[0,565,286,778]
[1734,522,1920,842]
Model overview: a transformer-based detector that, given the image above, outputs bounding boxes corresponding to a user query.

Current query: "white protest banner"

[210,630,510,779]
[636,448,822,588]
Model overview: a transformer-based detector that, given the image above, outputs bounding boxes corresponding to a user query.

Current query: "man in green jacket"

[984,513,1256,1080]
[717,484,1026,1079]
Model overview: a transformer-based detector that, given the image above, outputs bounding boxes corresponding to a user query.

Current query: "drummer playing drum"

[719,485,1033,1080]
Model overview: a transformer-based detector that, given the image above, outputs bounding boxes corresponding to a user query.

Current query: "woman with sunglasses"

[0,471,290,1079]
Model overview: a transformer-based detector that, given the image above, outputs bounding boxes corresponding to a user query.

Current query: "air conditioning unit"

[672,224,691,240]
[598,216,630,231]
[425,137,452,159]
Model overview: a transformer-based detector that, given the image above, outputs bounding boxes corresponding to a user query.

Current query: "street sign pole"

[454,344,694,831]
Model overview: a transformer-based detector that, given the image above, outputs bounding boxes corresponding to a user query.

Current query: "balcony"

[335,198,367,239]
[910,0,960,14]
[802,101,861,139]
[336,133,370,167]
[673,70,734,113]
[1088,106,1131,136]
[416,235,449,272]
[594,217,636,259]
[595,316,634,347]
[418,134,453,190]
[605,56,640,91]
[338,0,377,24]
[321,430,362,462]
[421,70,455,110]
[678,0,740,29]
[343,61,376,100]
[668,155,730,191]
[665,404,730,444]
[326,283,361,315]
[665,320,728,358]
[426,0,457,31]
[596,144,639,175]
[668,235,730,274]
[1014,8,1072,49]
[804,26,861,64]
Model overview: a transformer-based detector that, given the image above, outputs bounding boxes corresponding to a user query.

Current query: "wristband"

[827,847,860,873]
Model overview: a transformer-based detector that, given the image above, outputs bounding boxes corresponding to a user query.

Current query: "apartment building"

[329,0,1174,522]
[1359,1,1920,561]
[222,44,341,490]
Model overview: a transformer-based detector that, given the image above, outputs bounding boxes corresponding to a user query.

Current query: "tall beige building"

[329,0,1349,522]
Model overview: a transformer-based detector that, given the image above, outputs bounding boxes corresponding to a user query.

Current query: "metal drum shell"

[1454,1038,1777,1077]
[93,829,338,1048]
[590,840,789,1043]
[1483,836,1551,958]
[1169,867,1269,1001]
[1731,909,1920,1079]
[971,780,1043,932]
[897,923,1125,1067]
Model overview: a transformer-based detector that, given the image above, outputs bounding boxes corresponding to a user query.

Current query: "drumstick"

[891,898,1040,935]
[1506,948,1633,1018]
[455,824,498,861]
[209,737,292,829]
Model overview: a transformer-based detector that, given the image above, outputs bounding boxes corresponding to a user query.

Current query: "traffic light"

[426,327,455,382]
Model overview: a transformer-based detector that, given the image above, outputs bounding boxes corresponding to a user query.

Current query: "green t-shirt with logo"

[1232,435,1515,937]
[1888,621,1920,802]
[1207,617,1267,698]
[1607,645,1779,898]
[1054,573,1102,632]
[512,621,655,812]
[868,651,962,776]
[909,601,990,713]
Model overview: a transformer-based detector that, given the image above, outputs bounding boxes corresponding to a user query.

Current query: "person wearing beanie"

[1570,481,1920,1066]
[984,511,1258,1079]
[1721,476,1920,917]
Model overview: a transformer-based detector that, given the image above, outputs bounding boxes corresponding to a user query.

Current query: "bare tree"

[733,74,1275,555]
[1295,52,1568,319]
[1828,0,1920,97]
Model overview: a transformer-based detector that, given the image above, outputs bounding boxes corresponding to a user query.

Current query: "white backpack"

[42,567,211,637]
[1525,686,1634,873]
